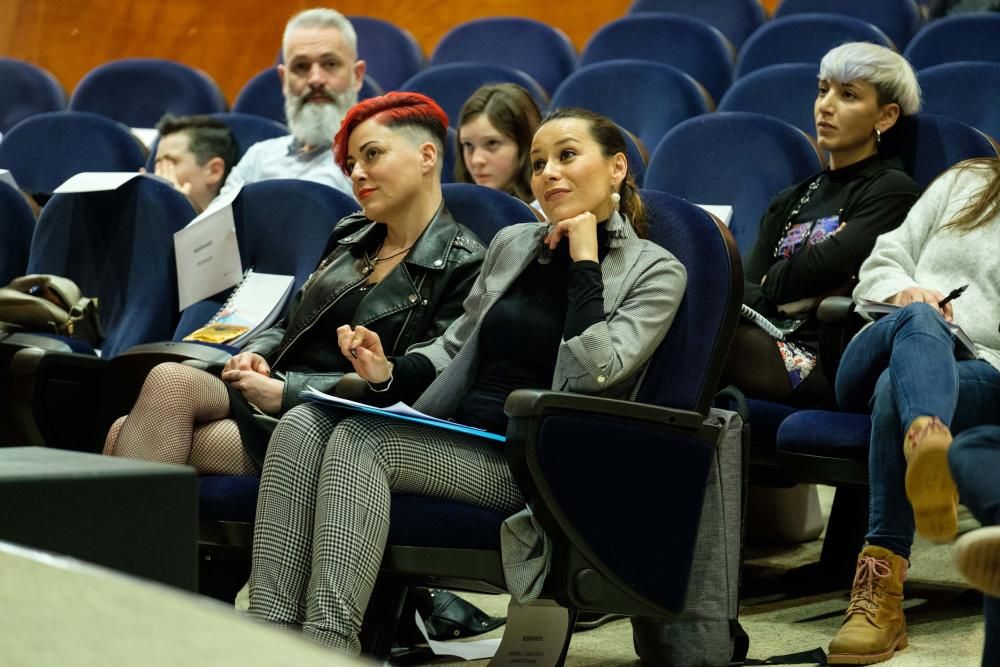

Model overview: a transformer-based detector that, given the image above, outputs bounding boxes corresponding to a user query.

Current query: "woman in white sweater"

[827,158,1000,665]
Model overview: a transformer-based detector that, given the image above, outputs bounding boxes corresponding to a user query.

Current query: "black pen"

[938,284,969,308]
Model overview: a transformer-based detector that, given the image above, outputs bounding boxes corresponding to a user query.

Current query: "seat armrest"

[114,341,234,367]
[9,347,109,449]
[816,296,855,323]
[505,388,706,430]
[817,296,864,380]
[503,389,721,615]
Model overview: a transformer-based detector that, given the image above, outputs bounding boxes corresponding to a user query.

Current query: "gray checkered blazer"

[410,210,687,417]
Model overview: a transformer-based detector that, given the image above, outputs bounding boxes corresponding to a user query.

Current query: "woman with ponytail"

[247,107,687,654]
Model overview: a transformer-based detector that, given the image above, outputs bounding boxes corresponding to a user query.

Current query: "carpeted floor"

[425,485,986,666]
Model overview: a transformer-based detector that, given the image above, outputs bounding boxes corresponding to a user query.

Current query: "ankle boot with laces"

[828,545,908,665]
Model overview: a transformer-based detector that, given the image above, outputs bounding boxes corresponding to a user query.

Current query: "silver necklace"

[362,241,413,275]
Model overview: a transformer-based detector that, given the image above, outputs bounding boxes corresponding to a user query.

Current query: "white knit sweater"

[854,161,1000,371]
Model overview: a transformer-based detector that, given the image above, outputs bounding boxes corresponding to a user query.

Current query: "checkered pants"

[248,403,524,654]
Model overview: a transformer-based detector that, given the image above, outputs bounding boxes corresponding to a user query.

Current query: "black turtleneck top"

[386,224,611,434]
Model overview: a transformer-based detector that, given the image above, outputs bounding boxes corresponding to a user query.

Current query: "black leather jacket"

[241,204,485,412]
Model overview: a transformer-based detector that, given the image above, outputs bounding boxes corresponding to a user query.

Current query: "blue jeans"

[836,303,1000,558]
[949,425,1000,667]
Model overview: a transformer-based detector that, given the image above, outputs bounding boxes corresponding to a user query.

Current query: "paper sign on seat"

[173,186,243,310]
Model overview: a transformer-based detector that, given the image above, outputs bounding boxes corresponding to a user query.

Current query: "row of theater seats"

[0,176,743,660]
[1,105,995,266]
[3,7,999,134]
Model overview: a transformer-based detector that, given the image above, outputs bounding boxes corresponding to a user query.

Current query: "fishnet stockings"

[103,362,257,475]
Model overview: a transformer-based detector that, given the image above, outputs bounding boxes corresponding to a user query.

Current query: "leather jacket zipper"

[269,273,368,370]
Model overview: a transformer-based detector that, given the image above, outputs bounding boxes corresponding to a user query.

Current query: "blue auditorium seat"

[0,181,35,286]
[773,0,922,49]
[400,63,548,127]
[887,113,1000,190]
[4,177,197,451]
[550,60,711,160]
[232,68,383,126]
[918,62,1000,140]
[69,58,227,128]
[772,407,873,578]
[144,112,288,173]
[232,69,286,125]
[718,63,820,137]
[644,112,823,257]
[620,125,649,187]
[205,113,287,159]
[24,176,194,356]
[348,16,425,91]
[904,13,1000,70]
[430,17,578,96]
[0,57,65,134]
[581,14,734,105]
[628,0,767,49]
[358,75,384,101]
[0,111,147,198]
[735,14,894,79]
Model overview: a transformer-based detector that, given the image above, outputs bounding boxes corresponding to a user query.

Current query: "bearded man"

[219,8,364,199]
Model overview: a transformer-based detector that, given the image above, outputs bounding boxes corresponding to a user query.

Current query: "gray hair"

[819,42,921,115]
[282,8,358,61]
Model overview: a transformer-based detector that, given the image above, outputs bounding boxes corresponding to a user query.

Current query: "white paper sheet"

[0,169,19,191]
[697,204,733,227]
[173,186,243,310]
[131,127,159,149]
[186,183,241,227]
[414,611,501,661]
[53,172,144,193]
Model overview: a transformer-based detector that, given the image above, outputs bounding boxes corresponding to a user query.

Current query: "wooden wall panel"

[0,0,777,104]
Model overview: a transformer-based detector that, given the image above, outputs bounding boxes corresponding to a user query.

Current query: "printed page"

[173,187,243,310]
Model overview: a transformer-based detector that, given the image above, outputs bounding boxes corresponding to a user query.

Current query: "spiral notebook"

[183,270,294,346]
[740,304,808,340]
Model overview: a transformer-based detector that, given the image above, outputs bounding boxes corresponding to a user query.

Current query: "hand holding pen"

[937,284,968,309]
[889,284,962,322]
[336,324,391,383]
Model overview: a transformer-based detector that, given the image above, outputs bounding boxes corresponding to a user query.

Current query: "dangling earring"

[610,192,621,210]
[875,128,882,145]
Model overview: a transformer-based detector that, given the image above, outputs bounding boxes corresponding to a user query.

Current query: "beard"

[284,83,357,149]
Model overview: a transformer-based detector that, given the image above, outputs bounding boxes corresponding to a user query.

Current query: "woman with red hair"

[103,92,486,472]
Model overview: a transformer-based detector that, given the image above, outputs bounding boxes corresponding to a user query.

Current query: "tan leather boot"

[903,416,957,543]
[828,545,908,665]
